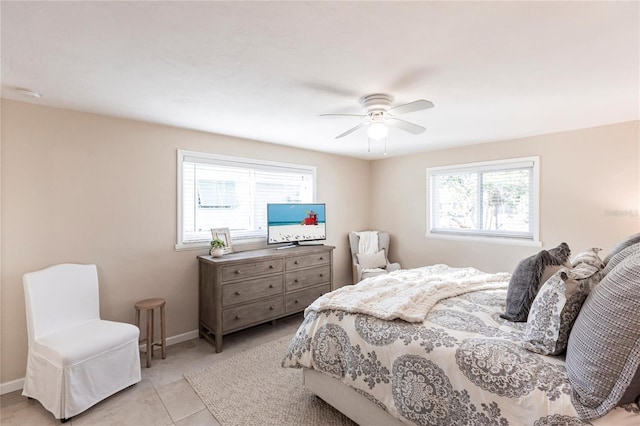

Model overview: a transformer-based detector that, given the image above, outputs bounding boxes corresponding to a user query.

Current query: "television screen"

[267,203,326,245]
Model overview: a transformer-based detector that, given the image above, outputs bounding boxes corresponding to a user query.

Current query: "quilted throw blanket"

[283,265,640,426]
[306,265,510,322]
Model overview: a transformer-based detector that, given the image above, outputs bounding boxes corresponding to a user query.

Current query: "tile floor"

[1,314,303,426]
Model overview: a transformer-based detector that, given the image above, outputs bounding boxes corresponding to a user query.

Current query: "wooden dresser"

[198,245,334,352]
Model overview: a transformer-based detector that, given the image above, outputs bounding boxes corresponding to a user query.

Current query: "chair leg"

[160,304,166,359]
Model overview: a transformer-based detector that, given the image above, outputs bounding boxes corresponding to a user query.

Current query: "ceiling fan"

[321,94,434,141]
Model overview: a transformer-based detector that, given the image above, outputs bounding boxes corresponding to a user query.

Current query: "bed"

[282,264,640,426]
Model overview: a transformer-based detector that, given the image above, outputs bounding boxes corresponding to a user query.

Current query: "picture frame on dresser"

[210,227,233,254]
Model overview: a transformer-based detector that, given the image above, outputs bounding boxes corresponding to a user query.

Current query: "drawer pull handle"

[269,284,274,288]
[294,261,298,265]
[235,315,239,320]
[269,306,274,310]
[235,291,240,296]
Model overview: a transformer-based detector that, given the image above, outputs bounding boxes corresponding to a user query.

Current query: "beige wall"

[0,100,371,384]
[370,121,640,273]
[2,99,638,387]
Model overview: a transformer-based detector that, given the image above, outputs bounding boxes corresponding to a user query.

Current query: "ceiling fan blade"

[334,122,368,139]
[387,99,434,116]
[320,113,366,118]
[386,117,426,135]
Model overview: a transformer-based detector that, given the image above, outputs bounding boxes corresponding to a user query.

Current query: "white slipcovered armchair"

[22,264,141,421]
[349,231,401,283]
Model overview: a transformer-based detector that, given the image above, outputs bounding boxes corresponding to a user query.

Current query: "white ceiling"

[2,1,638,160]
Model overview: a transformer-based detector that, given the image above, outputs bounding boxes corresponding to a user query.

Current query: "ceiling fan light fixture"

[367,122,388,141]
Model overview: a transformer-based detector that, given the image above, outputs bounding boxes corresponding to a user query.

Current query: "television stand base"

[274,242,325,250]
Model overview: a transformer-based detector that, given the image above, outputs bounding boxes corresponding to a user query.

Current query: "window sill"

[175,242,210,251]
[175,239,268,252]
[425,232,542,248]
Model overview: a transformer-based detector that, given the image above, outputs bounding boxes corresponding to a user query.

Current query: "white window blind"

[177,150,315,248]
[427,157,540,243]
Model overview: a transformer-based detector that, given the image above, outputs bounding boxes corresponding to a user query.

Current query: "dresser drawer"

[286,252,330,270]
[286,284,330,313]
[286,265,331,291]
[222,275,283,307]
[222,295,284,332]
[221,259,284,282]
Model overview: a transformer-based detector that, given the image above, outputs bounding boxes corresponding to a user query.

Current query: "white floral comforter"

[282,266,640,426]
[305,265,510,322]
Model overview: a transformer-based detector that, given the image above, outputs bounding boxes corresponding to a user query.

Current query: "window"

[196,180,239,209]
[177,150,315,249]
[427,157,540,246]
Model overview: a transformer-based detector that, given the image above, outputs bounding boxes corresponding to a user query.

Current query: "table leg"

[160,304,166,359]
[146,309,153,368]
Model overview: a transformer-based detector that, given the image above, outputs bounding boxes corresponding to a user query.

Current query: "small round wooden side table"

[134,298,166,368]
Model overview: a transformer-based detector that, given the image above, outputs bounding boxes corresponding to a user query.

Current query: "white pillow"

[522,269,588,355]
[357,250,387,269]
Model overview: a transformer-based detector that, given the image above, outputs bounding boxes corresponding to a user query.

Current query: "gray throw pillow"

[501,242,571,322]
[523,269,588,355]
[603,232,640,265]
[566,252,640,420]
[602,242,640,276]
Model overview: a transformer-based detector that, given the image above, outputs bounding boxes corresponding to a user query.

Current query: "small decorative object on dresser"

[198,245,334,352]
[209,238,226,257]
[210,227,233,254]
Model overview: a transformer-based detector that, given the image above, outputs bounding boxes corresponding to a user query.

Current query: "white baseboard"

[168,329,200,345]
[138,329,199,351]
[1,329,200,395]
[1,378,24,395]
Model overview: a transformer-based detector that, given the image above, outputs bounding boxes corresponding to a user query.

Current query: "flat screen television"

[267,203,326,247]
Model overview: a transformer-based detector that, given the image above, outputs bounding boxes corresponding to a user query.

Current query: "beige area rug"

[185,334,356,426]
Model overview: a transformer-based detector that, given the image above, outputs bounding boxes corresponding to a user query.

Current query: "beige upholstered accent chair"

[349,231,401,283]
[22,264,141,421]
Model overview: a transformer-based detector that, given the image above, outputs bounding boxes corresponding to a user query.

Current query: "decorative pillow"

[603,232,640,265]
[621,368,640,405]
[566,252,640,419]
[570,248,606,293]
[357,250,387,269]
[501,242,571,322]
[602,242,640,276]
[571,248,604,269]
[570,262,605,294]
[523,269,588,355]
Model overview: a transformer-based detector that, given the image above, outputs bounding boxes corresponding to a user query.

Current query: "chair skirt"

[22,321,141,419]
